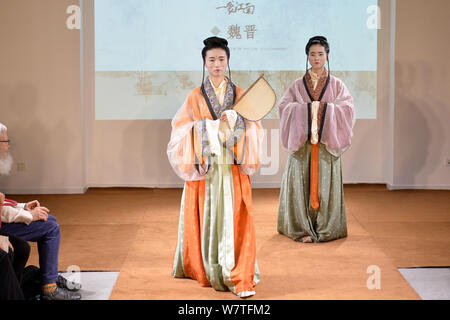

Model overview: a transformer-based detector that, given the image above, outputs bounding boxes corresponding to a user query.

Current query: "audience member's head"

[0,123,13,176]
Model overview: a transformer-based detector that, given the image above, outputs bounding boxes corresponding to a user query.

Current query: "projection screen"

[95,0,378,120]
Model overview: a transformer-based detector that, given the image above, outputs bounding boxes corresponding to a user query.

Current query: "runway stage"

[11,185,450,300]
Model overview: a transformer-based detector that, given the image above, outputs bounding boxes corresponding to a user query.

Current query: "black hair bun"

[203,36,228,47]
[310,36,328,43]
[202,36,230,60]
[305,35,330,54]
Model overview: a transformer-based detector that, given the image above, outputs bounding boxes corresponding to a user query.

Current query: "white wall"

[0,0,85,194]
[392,0,450,189]
[1,0,449,194]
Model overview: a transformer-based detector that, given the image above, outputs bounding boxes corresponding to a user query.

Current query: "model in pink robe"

[277,71,355,242]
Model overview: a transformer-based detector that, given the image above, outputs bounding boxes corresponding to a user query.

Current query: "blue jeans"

[1,214,60,285]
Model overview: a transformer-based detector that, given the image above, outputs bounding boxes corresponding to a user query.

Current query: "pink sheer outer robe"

[279,75,355,157]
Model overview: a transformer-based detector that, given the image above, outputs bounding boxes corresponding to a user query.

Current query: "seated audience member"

[0,123,81,300]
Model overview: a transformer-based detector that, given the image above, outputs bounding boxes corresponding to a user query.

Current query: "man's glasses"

[0,140,10,145]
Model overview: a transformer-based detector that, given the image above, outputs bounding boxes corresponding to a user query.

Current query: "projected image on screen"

[95,0,377,120]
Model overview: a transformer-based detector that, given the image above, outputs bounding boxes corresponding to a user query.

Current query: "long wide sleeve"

[320,79,355,157]
[237,119,263,176]
[230,87,263,176]
[167,90,210,181]
[278,80,309,153]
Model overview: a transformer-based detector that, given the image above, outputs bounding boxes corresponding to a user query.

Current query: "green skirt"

[277,142,347,242]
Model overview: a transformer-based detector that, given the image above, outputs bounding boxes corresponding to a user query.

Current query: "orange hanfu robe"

[167,77,263,296]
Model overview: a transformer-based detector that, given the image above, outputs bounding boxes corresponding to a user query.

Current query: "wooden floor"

[11,185,450,300]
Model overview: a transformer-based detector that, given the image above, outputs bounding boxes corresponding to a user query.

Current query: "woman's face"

[308,44,327,70]
[204,48,228,78]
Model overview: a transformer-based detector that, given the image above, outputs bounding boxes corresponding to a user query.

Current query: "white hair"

[0,124,12,175]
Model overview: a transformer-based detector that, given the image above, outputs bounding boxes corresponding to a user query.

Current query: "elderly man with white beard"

[0,123,81,300]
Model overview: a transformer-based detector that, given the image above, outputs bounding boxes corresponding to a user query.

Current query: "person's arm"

[320,79,355,157]
[215,87,264,176]
[279,80,310,153]
[168,89,214,180]
[1,206,33,225]
[219,110,245,151]
[1,201,49,225]
[236,119,263,176]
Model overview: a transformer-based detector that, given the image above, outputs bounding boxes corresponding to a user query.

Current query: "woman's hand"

[220,113,228,123]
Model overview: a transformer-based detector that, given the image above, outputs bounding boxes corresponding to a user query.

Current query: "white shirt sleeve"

[1,205,33,225]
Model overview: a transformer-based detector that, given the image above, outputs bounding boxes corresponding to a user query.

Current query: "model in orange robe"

[168,76,263,297]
